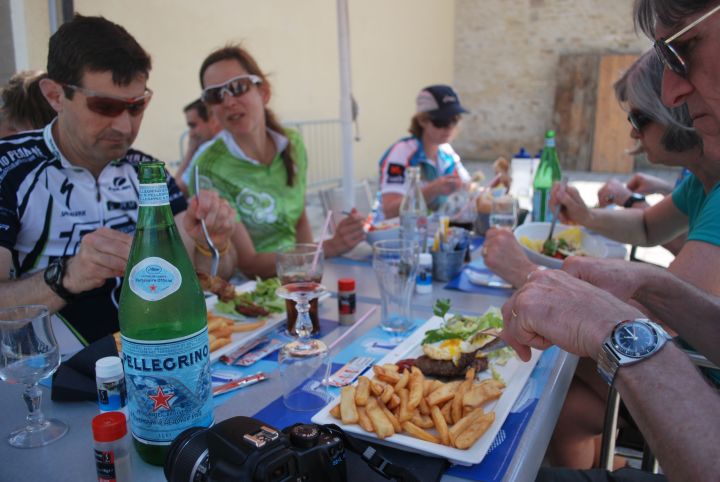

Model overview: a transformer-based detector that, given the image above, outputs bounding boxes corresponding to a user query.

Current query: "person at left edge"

[0,15,236,354]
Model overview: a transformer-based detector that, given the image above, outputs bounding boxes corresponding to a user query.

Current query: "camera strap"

[324,424,422,482]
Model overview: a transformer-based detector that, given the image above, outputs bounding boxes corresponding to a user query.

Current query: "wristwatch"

[597,318,671,385]
[623,192,646,208]
[44,258,76,302]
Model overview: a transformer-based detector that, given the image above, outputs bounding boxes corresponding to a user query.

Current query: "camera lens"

[164,426,210,482]
[288,424,320,449]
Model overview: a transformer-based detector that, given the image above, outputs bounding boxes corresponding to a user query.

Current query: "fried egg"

[422,329,498,365]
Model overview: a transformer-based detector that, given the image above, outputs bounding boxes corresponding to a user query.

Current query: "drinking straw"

[311,210,333,272]
[328,306,377,353]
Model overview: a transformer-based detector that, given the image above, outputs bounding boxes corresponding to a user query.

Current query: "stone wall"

[453,0,650,161]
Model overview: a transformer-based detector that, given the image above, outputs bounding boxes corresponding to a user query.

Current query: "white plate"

[207,281,331,362]
[514,222,608,269]
[312,314,541,466]
[465,269,513,289]
[207,281,286,362]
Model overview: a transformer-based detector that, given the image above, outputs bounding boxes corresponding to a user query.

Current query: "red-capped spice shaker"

[338,278,356,325]
[92,412,133,482]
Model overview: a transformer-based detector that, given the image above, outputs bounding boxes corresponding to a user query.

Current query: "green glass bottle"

[119,161,213,466]
[532,130,563,222]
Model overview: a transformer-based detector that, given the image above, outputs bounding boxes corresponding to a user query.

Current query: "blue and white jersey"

[0,121,186,344]
[378,136,470,210]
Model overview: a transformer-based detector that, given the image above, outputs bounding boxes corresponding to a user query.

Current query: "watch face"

[612,321,658,358]
[45,261,61,283]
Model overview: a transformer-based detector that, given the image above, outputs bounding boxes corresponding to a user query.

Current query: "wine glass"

[275,282,330,411]
[0,305,68,448]
[489,194,518,230]
[276,244,324,337]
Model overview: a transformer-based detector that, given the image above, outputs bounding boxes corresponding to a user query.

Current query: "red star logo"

[150,284,157,292]
[148,386,174,412]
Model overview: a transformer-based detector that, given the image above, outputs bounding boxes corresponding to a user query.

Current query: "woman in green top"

[191,45,365,279]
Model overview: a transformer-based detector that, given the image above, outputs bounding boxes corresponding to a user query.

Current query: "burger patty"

[413,351,489,379]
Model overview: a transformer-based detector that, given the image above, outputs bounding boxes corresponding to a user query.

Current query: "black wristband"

[623,192,646,208]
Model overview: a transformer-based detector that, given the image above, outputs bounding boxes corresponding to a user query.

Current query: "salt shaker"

[95,356,127,416]
[92,412,133,482]
[338,278,356,325]
[416,253,433,294]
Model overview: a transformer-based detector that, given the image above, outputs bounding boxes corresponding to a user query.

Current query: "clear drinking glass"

[489,194,518,229]
[0,305,68,448]
[372,239,419,333]
[276,244,323,336]
[276,282,330,411]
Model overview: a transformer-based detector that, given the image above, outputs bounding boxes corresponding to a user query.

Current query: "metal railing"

[283,118,343,190]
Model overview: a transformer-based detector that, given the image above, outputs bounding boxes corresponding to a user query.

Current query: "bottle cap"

[338,278,355,291]
[418,253,432,265]
[95,356,124,379]
[92,412,127,442]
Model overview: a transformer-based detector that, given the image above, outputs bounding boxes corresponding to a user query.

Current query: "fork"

[543,176,568,253]
[194,165,220,277]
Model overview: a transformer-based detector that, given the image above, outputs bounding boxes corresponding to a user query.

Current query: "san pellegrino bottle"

[399,166,428,248]
[532,130,563,222]
[119,161,213,465]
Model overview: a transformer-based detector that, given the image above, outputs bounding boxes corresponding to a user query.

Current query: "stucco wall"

[453,0,650,161]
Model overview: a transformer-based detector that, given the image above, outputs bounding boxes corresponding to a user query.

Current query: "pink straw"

[328,306,377,352]
[312,210,333,272]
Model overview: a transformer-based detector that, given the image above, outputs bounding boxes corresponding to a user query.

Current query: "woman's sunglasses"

[654,4,720,78]
[627,110,653,132]
[201,75,262,105]
[62,84,153,118]
[429,115,460,129]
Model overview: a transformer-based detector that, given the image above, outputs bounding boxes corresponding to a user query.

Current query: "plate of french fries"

[312,315,541,466]
[113,281,288,362]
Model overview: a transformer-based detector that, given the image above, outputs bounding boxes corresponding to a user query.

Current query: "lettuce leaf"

[422,308,503,344]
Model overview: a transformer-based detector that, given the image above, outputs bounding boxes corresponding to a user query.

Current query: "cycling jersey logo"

[60,178,74,208]
[235,188,277,224]
[113,177,127,187]
[110,176,131,192]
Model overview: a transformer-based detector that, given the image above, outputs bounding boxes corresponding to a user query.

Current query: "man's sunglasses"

[62,84,152,117]
[429,115,460,129]
[627,110,653,132]
[654,4,720,77]
[201,75,262,105]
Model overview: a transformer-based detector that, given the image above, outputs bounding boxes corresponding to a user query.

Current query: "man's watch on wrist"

[623,192,646,208]
[44,258,76,302]
[597,318,671,385]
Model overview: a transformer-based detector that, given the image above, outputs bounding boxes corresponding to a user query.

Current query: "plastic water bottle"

[118,161,213,465]
[399,166,428,249]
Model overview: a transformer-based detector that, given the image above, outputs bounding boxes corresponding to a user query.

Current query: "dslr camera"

[164,416,347,482]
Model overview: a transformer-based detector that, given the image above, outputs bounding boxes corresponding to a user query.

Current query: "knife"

[212,372,267,397]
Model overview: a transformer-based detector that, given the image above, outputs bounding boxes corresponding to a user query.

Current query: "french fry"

[231,319,266,332]
[423,379,435,397]
[408,367,424,410]
[426,381,462,406]
[209,337,231,351]
[330,403,341,419]
[379,401,402,433]
[397,388,412,423]
[380,383,394,404]
[401,421,440,444]
[440,399,453,424]
[207,319,228,332]
[418,397,431,415]
[355,376,370,406]
[357,407,374,432]
[452,378,472,424]
[430,405,450,446]
[448,406,485,447]
[382,363,399,372]
[394,369,410,391]
[387,393,401,410]
[340,386,359,424]
[463,379,506,408]
[465,366,477,381]
[371,380,385,396]
[210,325,233,339]
[411,412,435,429]
[454,412,495,449]
[366,397,394,439]
[373,365,401,385]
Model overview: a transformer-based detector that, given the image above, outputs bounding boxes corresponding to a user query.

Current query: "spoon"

[543,177,568,254]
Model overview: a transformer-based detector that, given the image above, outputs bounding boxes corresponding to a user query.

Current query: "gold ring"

[511,309,518,318]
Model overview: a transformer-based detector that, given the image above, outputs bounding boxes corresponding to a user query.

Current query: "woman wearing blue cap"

[378,85,472,218]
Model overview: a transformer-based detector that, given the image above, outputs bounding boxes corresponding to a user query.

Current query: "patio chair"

[598,349,719,473]
[317,179,373,234]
